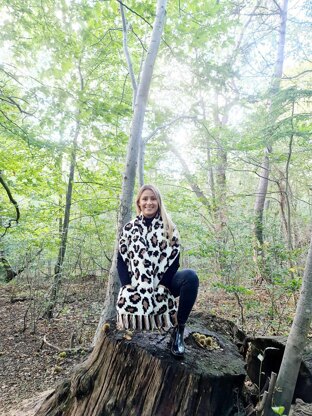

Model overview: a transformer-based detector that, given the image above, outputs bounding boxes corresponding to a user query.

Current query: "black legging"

[166,269,199,326]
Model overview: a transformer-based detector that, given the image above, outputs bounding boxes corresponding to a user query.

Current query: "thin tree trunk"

[94,0,168,343]
[45,119,80,318]
[215,146,227,231]
[207,143,216,205]
[253,0,288,278]
[254,151,270,247]
[119,1,137,108]
[284,101,295,252]
[212,91,228,232]
[45,60,84,318]
[269,226,312,415]
[200,99,216,205]
[139,139,145,187]
[277,171,289,241]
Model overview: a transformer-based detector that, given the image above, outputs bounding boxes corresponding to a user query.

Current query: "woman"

[116,184,199,358]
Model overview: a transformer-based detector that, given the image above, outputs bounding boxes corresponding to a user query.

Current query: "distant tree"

[45,67,82,317]
[253,0,289,281]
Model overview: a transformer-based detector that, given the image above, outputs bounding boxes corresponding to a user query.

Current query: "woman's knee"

[183,269,199,288]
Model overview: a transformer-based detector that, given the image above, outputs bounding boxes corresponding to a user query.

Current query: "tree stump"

[247,336,312,403]
[290,399,312,416]
[34,314,246,416]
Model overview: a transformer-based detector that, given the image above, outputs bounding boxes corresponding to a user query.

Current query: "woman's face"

[139,189,159,218]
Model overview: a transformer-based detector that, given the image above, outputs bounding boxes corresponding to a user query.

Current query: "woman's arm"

[117,252,131,286]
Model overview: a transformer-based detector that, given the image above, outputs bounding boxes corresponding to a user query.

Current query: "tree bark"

[35,315,246,416]
[139,139,145,187]
[268,228,312,415]
[94,0,168,342]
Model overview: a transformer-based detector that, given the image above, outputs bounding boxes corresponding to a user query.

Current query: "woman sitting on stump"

[116,184,199,358]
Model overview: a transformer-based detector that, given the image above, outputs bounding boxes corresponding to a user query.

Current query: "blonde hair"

[135,184,175,240]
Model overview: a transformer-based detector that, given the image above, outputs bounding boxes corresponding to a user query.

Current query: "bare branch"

[116,0,152,28]
[0,171,20,238]
[119,1,138,102]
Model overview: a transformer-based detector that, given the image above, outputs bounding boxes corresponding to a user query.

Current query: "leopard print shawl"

[116,214,180,330]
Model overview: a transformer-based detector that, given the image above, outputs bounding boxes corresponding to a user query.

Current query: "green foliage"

[0,0,311,341]
[272,406,286,416]
[213,282,253,296]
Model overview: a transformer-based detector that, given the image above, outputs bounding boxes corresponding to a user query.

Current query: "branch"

[116,0,152,28]
[116,0,173,57]
[0,171,20,238]
[165,139,211,210]
[283,69,312,80]
[119,1,138,101]
[131,27,148,52]
[0,95,34,116]
[42,335,92,354]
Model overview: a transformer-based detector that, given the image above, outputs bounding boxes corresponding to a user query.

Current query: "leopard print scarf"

[116,214,180,330]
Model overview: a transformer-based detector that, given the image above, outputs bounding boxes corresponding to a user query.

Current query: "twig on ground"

[41,335,92,354]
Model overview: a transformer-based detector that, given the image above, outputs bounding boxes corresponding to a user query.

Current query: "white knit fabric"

[116,214,180,330]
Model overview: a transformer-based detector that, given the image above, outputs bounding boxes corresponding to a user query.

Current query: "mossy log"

[34,314,246,416]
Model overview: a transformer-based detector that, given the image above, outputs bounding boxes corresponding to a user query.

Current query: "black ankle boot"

[171,324,185,358]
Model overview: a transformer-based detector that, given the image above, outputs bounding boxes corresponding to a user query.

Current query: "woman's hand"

[157,284,166,294]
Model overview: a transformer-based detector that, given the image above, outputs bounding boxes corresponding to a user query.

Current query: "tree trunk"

[253,0,289,279]
[139,139,145,187]
[212,91,229,233]
[45,59,85,318]
[254,151,270,281]
[34,314,246,416]
[94,0,168,342]
[215,145,227,231]
[207,142,216,205]
[268,228,312,415]
[45,118,80,318]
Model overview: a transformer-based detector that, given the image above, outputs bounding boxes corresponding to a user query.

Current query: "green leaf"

[272,406,285,415]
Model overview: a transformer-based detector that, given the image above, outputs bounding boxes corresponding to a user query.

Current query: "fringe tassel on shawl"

[117,312,176,331]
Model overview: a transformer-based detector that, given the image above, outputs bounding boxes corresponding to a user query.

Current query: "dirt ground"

[0,277,300,415]
[0,278,105,414]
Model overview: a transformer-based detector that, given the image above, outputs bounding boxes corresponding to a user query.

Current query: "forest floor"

[0,277,299,415]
